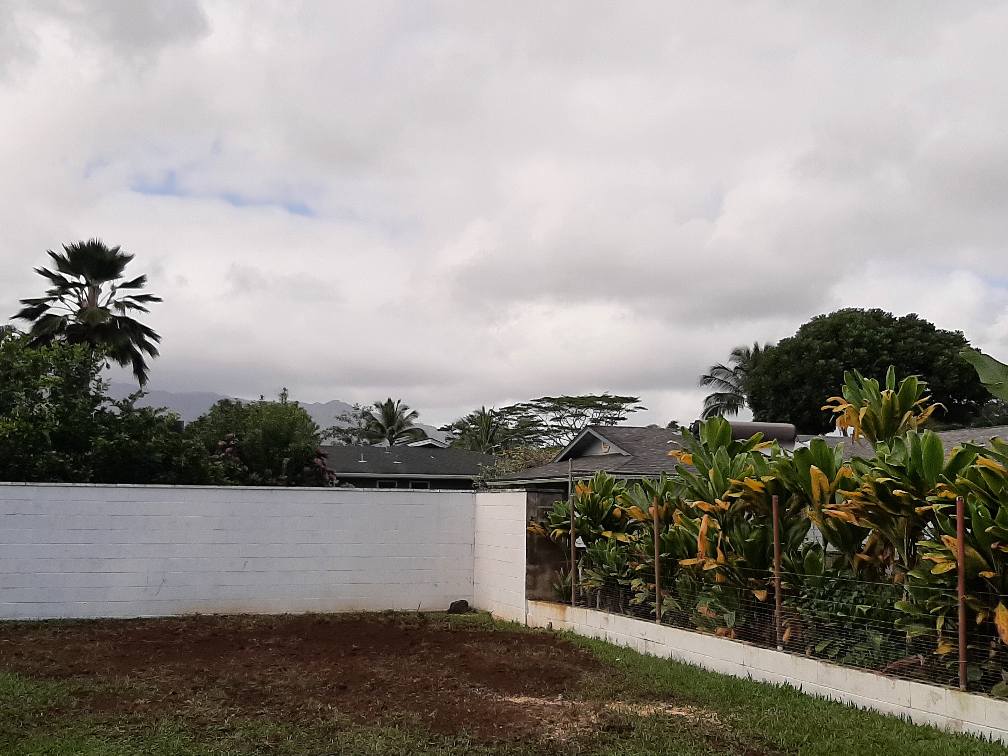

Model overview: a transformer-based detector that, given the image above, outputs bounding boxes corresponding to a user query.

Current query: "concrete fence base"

[525,600,1008,744]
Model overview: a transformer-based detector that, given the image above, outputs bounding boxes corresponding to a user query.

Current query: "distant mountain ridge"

[106,384,446,442]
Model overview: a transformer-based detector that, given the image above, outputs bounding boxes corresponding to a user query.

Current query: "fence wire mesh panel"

[558,555,1008,693]
[529,470,1008,701]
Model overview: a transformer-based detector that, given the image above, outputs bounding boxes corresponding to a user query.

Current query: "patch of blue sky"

[218,191,315,217]
[131,170,184,197]
[128,170,315,217]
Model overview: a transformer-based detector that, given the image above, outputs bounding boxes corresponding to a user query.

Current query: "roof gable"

[554,427,630,462]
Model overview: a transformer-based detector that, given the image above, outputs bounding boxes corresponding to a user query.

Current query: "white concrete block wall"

[0,483,475,619]
[472,491,527,623]
[526,600,1008,745]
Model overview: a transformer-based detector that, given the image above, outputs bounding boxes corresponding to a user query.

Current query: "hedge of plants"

[529,369,1008,697]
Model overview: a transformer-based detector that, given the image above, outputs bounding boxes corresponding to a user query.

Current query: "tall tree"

[747,309,988,434]
[186,394,330,485]
[362,398,424,446]
[443,406,538,454]
[323,403,370,445]
[698,342,767,418]
[498,393,646,447]
[0,327,213,484]
[14,239,162,385]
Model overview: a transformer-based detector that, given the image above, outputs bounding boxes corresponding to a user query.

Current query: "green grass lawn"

[0,612,1004,755]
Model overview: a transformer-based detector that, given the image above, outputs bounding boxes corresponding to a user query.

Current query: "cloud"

[2,1,1007,429]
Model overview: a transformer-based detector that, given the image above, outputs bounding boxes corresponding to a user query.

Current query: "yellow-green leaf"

[809,465,829,505]
[995,603,1008,646]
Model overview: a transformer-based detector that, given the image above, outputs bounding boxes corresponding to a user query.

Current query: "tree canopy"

[0,328,211,483]
[360,398,425,446]
[698,342,768,418]
[442,405,542,453]
[747,309,989,434]
[497,393,646,448]
[186,393,330,486]
[13,239,162,385]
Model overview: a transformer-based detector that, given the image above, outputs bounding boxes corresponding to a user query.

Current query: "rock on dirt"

[446,599,471,614]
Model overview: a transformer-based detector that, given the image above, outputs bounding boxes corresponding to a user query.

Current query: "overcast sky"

[2,1,1007,428]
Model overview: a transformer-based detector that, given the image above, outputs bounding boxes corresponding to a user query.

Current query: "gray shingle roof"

[811,425,1008,459]
[491,423,1008,484]
[935,425,1008,448]
[491,426,684,483]
[322,445,494,478]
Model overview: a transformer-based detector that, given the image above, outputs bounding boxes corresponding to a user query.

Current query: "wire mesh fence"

[548,495,1008,698]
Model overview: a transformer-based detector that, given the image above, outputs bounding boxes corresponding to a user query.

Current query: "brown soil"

[0,613,615,740]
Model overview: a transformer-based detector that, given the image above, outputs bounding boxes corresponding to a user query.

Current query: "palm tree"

[448,406,509,454]
[13,239,162,385]
[362,398,424,446]
[698,342,767,419]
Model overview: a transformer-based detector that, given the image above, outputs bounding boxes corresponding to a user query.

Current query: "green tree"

[0,327,104,481]
[747,309,987,434]
[362,398,424,446]
[13,239,162,385]
[186,393,330,485]
[443,405,543,453]
[499,393,646,447]
[89,395,218,485]
[323,403,370,445]
[0,327,214,484]
[698,342,768,418]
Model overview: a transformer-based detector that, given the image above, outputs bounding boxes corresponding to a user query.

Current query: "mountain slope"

[106,384,445,441]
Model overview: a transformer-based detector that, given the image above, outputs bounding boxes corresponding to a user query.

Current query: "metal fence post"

[957,495,968,691]
[772,493,783,651]
[653,495,662,624]
[569,460,576,607]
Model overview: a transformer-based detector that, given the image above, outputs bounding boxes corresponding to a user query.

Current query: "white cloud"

[1,1,1007,428]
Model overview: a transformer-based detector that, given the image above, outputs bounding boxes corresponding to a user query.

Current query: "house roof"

[322,444,494,479]
[490,425,685,485]
[802,425,1008,459]
[935,425,1008,448]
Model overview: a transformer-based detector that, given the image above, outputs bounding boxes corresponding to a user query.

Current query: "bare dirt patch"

[0,612,620,740]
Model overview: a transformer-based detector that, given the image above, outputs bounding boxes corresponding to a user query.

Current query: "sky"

[2,1,1008,429]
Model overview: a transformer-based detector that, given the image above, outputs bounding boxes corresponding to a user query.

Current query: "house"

[824,424,1008,458]
[406,437,450,449]
[488,425,686,494]
[322,444,494,490]
[489,421,801,494]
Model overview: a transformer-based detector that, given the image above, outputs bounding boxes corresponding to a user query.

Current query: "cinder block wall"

[473,490,527,622]
[0,483,477,619]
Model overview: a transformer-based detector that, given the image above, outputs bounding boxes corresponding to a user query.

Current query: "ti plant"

[822,367,942,446]
[670,418,801,640]
[621,476,694,620]
[773,438,868,572]
[826,430,977,577]
[527,471,635,549]
[782,544,908,670]
[580,538,635,613]
[668,416,771,512]
[899,438,1008,694]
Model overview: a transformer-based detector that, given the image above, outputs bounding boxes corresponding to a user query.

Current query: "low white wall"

[526,600,1008,744]
[472,491,527,623]
[0,483,475,619]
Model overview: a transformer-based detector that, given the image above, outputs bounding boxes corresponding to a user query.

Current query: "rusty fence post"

[772,493,783,651]
[653,495,662,624]
[957,495,968,692]
[569,460,577,607]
